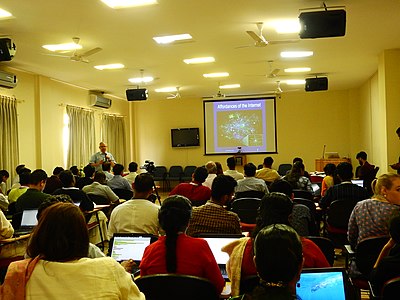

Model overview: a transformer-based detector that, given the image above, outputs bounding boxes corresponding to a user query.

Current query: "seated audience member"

[10,164,26,189]
[43,166,64,194]
[0,192,8,212]
[140,195,225,294]
[348,173,400,250]
[15,169,50,213]
[370,214,400,296]
[283,161,313,194]
[82,171,119,204]
[107,173,161,239]
[76,164,95,189]
[0,209,13,240]
[321,163,338,197]
[235,163,269,196]
[53,170,94,212]
[124,161,139,185]
[0,170,9,195]
[255,156,281,184]
[186,174,241,236]
[224,157,244,181]
[102,162,114,181]
[203,161,218,188]
[70,165,81,179]
[215,161,224,175]
[169,166,211,205]
[292,157,310,179]
[107,163,132,191]
[8,169,31,204]
[320,162,369,210]
[239,224,304,300]
[222,192,329,296]
[1,202,145,300]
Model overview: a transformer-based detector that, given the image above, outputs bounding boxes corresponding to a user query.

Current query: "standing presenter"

[90,142,116,171]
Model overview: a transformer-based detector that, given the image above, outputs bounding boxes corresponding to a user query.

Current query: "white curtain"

[101,114,126,168]
[66,105,96,169]
[0,96,19,189]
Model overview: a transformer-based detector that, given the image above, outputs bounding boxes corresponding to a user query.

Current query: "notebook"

[351,179,364,187]
[14,209,38,236]
[203,236,241,279]
[109,234,153,263]
[297,268,347,300]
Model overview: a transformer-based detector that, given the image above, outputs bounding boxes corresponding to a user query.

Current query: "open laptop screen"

[203,237,240,265]
[297,268,346,300]
[110,235,151,262]
[20,209,38,227]
[351,179,363,187]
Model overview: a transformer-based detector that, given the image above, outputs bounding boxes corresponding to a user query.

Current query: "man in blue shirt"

[90,142,116,171]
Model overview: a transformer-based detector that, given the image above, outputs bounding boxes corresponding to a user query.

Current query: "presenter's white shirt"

[223,170,245,181]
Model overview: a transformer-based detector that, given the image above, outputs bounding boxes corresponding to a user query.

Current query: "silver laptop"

[351,179,364,187]
[14,209,38,235]
[110,234,152,263]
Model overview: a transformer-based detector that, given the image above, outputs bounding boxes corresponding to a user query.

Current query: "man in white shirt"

[203,161,218,189]
[124,161,139,185]
[223,157,244,181]
[236,163,269,194]
[107,173,161,239]
[83,172,119,204]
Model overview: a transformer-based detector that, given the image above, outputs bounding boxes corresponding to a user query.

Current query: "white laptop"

[351,179,364,187]
[109,234,153,263]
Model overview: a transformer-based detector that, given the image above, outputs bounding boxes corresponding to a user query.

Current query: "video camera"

[140,160,156,174]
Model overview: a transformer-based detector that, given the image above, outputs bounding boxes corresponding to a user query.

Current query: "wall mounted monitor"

[171,127,200,147]
[203,96,277,155]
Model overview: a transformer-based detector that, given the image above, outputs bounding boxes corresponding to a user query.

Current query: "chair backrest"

[235,190,265,200]
[278,163,292,176]
[231,198,261,224]
[168,165,184,179]
[293,189,314,200]
[112,188,133,200]
[182,166,197,179]
[293,198,316,215]
[306,236,335,266]
[356,235,390,277]
[87,193,110,205]
[382,276,400,300]
[326,199,359,230]
[134,274,219,300]
[152,166,168,180]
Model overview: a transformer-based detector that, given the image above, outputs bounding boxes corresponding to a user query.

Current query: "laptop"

[109,233,156,263]
[13,209,38,236]
[202,236,241,280]
[297,268,348,300]
[351,179,364,187]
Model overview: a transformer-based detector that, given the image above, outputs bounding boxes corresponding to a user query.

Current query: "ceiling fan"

[166,87,181,99]
[45,37,102,63]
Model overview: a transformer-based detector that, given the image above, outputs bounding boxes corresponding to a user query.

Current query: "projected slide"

[204,97,277,155]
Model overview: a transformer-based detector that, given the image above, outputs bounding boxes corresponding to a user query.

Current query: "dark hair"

[27,202,89,261]
[93,171,106,184]
[15,164,26,175]
[253,192,293,238]
[102,162,111,172]
[59,170,74,187]
[134,173,155,193]
[292,157,303,164]
[215,162,224,175]
[193,166,208,183]
[113,163,124,175]
[323,163,336,176]
[389,214,400,244]
[336,162,353,181]
[37,194,74,220]
[19,169,32,185]
[356,151,367,160]
[0,170,9,179]
[269,179,293,198]
[53,166,64,176]
[263,157,274,166]
[396,127,400,134]
[129,162,138,172]
[83,164,95,177]
[244,163,257,177]
[69,166,79,176]
[284,161,304,188]
[252,224,302,300]
[158,195,192,273]
[29,169,48,185]
[227,157,236,169]
[211,174,237,201]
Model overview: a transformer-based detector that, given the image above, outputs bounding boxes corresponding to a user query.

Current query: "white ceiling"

[1,0,399,101]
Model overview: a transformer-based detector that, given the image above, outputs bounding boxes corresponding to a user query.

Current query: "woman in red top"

[139,195,225,293]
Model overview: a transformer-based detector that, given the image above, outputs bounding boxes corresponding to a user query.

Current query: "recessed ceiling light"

[153,34,192,44]
[0,8,13,19]
[285,79,306,85]
[203,72,229,78]
[280,51,313,58]
[219,84,240,89]
[183,57,215,64]
[155,87,177,93]
[42,43,82,52]
[100,0,157,9]
[94,63,125,70]
[129,76,154,83]
[284,67,311,73]
[269,19,300,34]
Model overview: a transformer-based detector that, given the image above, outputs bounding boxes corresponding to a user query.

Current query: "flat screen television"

[171,128,200,147]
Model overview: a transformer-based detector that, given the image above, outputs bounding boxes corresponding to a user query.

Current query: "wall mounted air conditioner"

[89,93,112,109]
[0,70,17,88]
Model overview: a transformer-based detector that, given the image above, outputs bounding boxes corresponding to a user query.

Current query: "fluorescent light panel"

[153,34,192,44]
[203,72,229,78]
[129,76,154,83]
[155,87,177,93]
[94,63,125,70]
[183,57,215,64]
[219,84,240,89]
[42,43,82,52]
[285,79,306,85]
[101,0,157,9]
[280,51,313,58]
[284,67,311,73]
[269,19,300,34]
[0,8,12,19]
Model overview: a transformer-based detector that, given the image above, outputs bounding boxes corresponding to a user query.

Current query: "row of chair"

[152,165,196,191]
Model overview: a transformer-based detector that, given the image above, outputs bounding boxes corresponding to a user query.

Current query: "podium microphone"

[322,145,326,159]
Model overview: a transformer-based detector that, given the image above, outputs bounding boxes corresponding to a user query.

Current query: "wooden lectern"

[315,158,351,172]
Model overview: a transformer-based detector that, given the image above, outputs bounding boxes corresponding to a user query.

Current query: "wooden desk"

[0,233,30,259]
[315,158,352,172]
[86,205,110,250]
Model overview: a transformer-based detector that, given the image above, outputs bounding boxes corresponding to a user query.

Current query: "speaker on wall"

[0,38,16,61]
[126,88,148,101]
[305,77,328,92]
[299,9,346,39]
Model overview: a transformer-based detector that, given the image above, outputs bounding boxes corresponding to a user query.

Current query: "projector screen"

[203,96,277,155]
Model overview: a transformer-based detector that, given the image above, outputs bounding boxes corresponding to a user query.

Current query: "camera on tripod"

[140,160,156,174]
